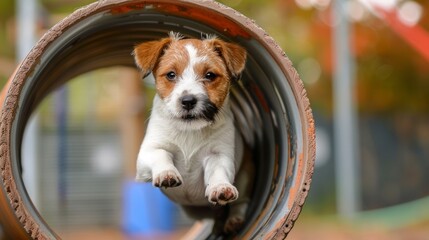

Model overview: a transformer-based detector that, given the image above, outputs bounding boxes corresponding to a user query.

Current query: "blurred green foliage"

[223,0,429,115]
[0,1,15,86]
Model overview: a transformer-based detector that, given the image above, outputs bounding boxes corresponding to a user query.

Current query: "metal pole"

[332,0,361,218]
[17,0,39,208]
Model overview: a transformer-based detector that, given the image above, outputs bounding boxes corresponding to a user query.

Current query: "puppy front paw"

[206,183,238,205]
[153,169,183,188]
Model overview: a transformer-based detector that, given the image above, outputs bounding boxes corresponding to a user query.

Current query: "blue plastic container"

[122,181,176,235]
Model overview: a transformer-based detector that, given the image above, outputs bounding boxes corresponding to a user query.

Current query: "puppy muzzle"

[178,96,219,122]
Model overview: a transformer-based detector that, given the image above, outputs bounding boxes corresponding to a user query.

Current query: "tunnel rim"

[0,0,315,239]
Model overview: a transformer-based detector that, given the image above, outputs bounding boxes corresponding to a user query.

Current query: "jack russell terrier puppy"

[134,32,253,234]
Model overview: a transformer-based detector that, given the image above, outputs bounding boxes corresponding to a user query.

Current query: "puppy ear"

[208,39,247,80]
[133,37,172,77]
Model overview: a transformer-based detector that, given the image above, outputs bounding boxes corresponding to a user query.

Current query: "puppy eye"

[205,72,217,81]
[166,71,176,81]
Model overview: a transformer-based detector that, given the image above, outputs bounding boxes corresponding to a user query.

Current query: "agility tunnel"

[0,0,315,239]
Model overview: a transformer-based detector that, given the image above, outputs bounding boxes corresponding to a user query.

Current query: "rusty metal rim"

[0,0,315,239]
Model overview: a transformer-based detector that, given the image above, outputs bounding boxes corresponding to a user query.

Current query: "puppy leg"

[136,148,183,188]
[224,202,247,234]
[224,149,254,233]
[204,155,238,205]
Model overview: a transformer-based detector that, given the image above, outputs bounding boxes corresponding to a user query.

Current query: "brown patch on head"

[201,38,247,108]
[134,35,187,99]
[205,38,247,80]
[133,38,172,77]
[154,41,190,99]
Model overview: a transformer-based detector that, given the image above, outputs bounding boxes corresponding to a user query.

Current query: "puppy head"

[134,33,246,129]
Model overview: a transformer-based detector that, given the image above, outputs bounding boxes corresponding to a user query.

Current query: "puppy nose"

[181,95,197,110]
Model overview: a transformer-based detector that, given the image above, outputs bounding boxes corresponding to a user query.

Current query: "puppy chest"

[160,147,209,205]
[162,168,208,206]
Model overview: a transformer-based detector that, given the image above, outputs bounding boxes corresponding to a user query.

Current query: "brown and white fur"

[133,33,251,234]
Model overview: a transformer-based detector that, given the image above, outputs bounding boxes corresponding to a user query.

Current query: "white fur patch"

[176,44,206,95]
